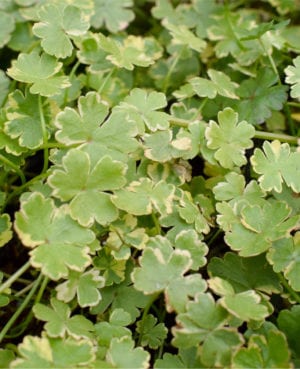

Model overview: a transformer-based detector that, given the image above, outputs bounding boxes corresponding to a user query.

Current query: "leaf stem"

[0,154,26,185]
[278,273,300,304]
[137,292,160,346]
[162,48,185,95]
[0,272,43,344]
[38,95,49,174]
[254,130,298,144]
[98,68,116,95]
[0,261,31,294]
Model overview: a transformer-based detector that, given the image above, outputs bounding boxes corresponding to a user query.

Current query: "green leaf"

[136,314,167,349]
[11,335,95,368]
[205,107,255,169]
[132,236,192,294]
[209,277,270,321]
[56,269,105,307]
[55,92,109,144]
[91,0,134,33]
[7,51,70,97]
[98,33,162,70]
[55,93,139,164]
[174,229,208,270]
[33,297,94,339]
[232,330,291,368]
[267,232,300,291]
[0,349,15,369]
[251,140,300,193]
[118,88,169,132]
[173,293,243,367]
[213,173,266,217]
[225,200,299,257]
[285,55,300,98]
[278,305,300,364]
[4,90,48,149]
[15,192,95,280]
[48,149,127,226]
[0,70,9,107]
[112,178,175,216]
[208,252,281,294]
[93,248,127,286]
[94,308,131,348]
[0,213,12,247]
[163,20,206,52]
[106,336,150,369]
[0,10,14,47]
[33,3,89,58]
[234,69,287,124]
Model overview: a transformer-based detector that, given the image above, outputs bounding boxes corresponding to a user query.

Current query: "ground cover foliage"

[1,0,300,367]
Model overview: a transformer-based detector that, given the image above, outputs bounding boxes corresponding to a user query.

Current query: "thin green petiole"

[0,272,43,343]
[0,261,31,294]
[38,95,49,174]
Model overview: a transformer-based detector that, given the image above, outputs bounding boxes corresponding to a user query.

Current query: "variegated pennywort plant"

[1,0,300,368]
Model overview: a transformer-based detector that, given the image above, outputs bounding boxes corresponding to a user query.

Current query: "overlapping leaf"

[232,329,291,368]
[33,3,89,58]
[267,232,300,291]
[14,192,95,280]
[205,107,255,169]
[4,90,48,149]
[56,269,105,307]
[225,200,300,256]
[10,336,95,368]
[33,298,94,339]
[106,336,150,369]
[98,33,162,70]
[251,140,300,193]
[112,178,175,217]
[91,0,134,33]
[173,292,243,367]
[55,92,139,164]
[48,149,127,227]
[7,51,70,97]
[117,88,169,132]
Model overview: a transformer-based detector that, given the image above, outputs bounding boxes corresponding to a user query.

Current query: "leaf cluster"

[0,0,300,368]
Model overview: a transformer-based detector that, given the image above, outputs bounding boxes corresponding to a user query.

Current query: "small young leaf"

[136,314,167,349]
[56,269,105,307]
[33,297,94,339]
[205,107,255,169]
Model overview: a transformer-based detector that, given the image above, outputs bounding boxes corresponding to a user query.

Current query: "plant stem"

[98,68,116,95]
[137,292,160,346]
[38,95,49,174]
[0,261,31,294]
[162,48,185,95]
[0,154,26,185]
[278,273,300,304]
[0,272,43,344]
[254,130,298,144]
